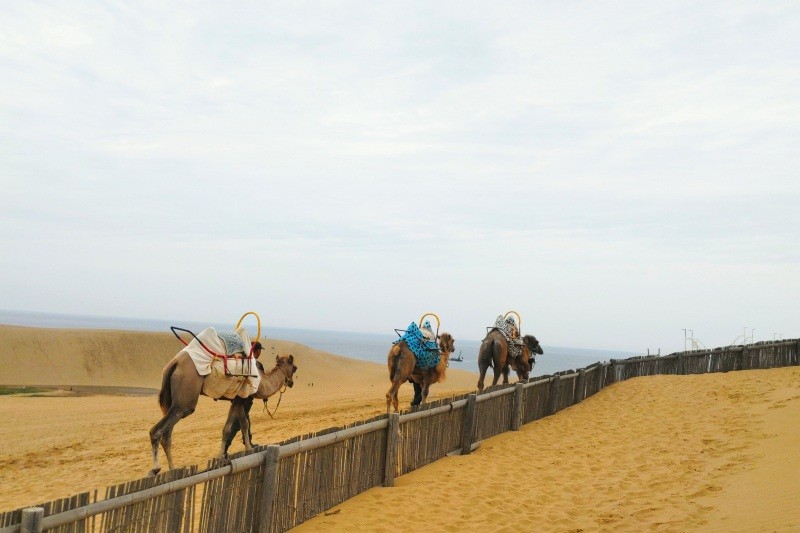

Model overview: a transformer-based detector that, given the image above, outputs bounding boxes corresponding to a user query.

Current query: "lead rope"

[263,368,290,419]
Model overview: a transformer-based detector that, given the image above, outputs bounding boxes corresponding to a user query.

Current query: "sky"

[1,1,798,354]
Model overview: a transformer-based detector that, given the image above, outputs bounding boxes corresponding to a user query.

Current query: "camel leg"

[385,381,394,412]
[410,381,423,406]
[149,406,191,476]
[226,396,256,453]
[387,350,412,412]
[220,400,246,458]
[501,365,510,385]
[491,340,504,387]
[421,381,431,404]
[161,425,177,471]
[491,366,502,387]
[239,401,253,450]
[477,361,490,391]
[386,380,402,413]
[477,339,492,391]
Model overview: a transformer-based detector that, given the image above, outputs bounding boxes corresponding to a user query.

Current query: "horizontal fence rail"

[3,339,797,532]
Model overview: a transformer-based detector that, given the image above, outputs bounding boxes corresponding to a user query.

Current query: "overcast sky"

[1,1,798,353]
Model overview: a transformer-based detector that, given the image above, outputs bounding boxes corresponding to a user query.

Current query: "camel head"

[510,353,532,381]
[511,335,544,380]
[523,335,543,356]
[511,335,543,381]
[438,332,455,356]
[274,354,297,388]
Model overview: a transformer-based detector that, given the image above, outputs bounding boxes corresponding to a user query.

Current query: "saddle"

[216,330,257,377]
[491,316,524,360]
[395,321,440,371]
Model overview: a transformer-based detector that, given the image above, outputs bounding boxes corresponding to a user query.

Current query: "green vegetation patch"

[0,386,49,396]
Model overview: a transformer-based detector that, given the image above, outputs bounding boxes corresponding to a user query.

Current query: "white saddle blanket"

[179,326,261,400]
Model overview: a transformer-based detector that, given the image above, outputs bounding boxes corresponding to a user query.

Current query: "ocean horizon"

[0,309,636,377]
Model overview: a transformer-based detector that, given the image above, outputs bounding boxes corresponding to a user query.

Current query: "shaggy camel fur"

[386,332,455,412]
[148,353,296,476]
[477,330,543,390]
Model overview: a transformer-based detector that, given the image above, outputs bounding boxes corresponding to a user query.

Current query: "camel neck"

[261,366,287,396]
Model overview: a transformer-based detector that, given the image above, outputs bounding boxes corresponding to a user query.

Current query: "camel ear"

[288,354,294,364]
[275,355,280,364]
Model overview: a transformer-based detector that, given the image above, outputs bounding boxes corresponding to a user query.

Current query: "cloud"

[1,1,799,353]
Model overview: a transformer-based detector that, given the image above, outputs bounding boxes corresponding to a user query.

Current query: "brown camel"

[477,330,543,390]
[148,353,296,476]
[386,332,455,412]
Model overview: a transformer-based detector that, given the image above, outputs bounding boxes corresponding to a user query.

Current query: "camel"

[477,329,543,390]
[148,352,296,476]
[386,331,455,412]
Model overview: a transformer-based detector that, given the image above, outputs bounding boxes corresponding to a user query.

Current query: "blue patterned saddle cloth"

[217,331,248,357]
[396,321,440,371]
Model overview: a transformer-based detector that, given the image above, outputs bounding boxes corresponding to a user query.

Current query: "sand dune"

[1,325,799,531]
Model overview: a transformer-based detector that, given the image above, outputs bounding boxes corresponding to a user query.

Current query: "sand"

[1,325,799,531]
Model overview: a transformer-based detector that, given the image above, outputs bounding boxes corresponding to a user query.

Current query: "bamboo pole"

[383,413,399,487]
[20,508,42,533]
[548,375,561,416]
[511,383,524,431]
[399,399,467,423]
[523,377,550,389]
[574,369,585,405]
[278,419,388,459]
[476,386,516,403]
[609,359,618,383]
[460,394,477,455]
[257,445,280,533]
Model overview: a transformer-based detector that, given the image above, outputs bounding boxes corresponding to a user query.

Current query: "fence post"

[383,413,400,487]
[677,353,684,375]
[574,369,585,405]
[609,360,618,383]
[461,393,477,455]
[511,383,524,431]
[740,345,747,371]
[548,375,561,416]
[257,445,281,533]
[595,361,606,393]
[795,340,800,366]
[21,507,44,533]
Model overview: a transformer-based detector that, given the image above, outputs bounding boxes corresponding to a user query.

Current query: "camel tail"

[158,360,178,416]
[388,344,402,380]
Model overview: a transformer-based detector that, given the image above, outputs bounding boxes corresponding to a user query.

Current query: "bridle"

[263,365,293,419]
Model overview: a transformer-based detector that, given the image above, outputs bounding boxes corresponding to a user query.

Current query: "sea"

[0,310,636,377]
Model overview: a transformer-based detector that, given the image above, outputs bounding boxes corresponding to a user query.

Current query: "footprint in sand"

[688,484,722,498]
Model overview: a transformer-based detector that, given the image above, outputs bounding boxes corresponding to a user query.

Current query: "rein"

[263,367,291,419]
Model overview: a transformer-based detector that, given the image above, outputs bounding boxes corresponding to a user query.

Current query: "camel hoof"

[148,467,161,477]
